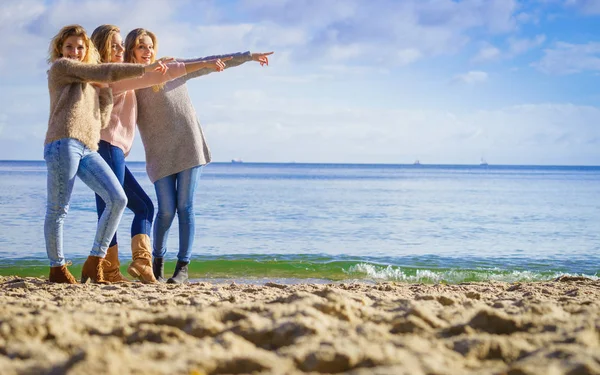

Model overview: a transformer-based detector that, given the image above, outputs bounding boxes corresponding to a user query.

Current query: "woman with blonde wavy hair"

[89,24,229,283]
[124,27,273,283]
[44,24,168,284]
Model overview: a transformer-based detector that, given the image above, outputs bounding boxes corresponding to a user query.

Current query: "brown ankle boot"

[127,234,157,283]
[103,244,130,283]
[81,256,111,284]
[49,263,78,284]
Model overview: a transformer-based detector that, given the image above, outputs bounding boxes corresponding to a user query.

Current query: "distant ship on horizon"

[413,159,421,165]
[231,159,243,164]
[480,158,488,166]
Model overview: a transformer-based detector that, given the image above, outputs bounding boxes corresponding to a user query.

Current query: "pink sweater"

[100,62,186,155]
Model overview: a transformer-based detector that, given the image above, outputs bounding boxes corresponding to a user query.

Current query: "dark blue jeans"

[95,141,154,246]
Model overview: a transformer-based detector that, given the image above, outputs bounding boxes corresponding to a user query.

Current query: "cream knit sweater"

[45,58,145,151]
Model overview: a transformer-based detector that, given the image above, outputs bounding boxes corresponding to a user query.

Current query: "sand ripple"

[1,276,599,374]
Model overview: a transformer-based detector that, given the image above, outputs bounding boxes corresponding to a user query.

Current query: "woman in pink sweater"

[90,25,229,283]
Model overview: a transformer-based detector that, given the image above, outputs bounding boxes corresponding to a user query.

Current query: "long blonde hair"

[48,24,100,64]
[124,28,158,63]
[91,24,120,63]
[124,28,163,91]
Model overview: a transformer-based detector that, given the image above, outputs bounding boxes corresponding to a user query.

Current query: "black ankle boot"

[167,260,189,284]
[153,257,165,283]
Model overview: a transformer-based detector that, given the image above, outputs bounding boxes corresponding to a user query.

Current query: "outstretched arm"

[49,58,170,86]
[111,57,237,94]
[111,61,186,95]
[49,58,144,85]
[177,51,273,80]
[183,57,232,75]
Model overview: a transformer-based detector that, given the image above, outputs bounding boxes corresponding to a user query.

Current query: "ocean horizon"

[3,159,600,167]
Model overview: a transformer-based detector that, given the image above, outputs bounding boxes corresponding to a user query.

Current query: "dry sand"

[0,275,599,375]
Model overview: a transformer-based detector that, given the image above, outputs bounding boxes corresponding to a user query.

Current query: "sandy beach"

[1,276,599,375]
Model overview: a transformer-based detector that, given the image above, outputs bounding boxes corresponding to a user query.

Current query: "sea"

[0,160,599,284]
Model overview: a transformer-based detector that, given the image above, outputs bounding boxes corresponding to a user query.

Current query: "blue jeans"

[152,166,201,263]
[44,138,127,267]
[95,141,154,246]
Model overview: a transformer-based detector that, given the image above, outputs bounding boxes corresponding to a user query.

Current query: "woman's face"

[61,35,86,61]
[133,35,154,65]
[110,32,125,63]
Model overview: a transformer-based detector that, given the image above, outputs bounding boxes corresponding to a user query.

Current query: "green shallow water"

[0,255,596,284]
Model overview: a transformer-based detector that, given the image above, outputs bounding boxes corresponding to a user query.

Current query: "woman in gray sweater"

[124,28,272,283]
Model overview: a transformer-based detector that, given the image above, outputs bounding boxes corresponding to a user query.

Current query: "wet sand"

[1,275,599,374]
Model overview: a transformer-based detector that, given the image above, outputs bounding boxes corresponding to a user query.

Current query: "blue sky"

[0,0,599,165]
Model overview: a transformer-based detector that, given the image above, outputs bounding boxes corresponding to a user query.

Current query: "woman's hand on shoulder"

[251,52,273,66]
[145,57,174,74]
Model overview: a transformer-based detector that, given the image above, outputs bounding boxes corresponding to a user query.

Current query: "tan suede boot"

[49,263,78,284]
[103,244,130,283]
[81,255,111,284]
[127,234,157,283]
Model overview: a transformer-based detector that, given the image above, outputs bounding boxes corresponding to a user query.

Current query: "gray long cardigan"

[135,52,252,183]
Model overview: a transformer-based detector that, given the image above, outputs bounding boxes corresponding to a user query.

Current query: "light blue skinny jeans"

[152,166,201,263]
[44,138,128,267]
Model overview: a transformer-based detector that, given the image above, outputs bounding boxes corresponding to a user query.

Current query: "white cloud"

[3,76,600,166]
[535,41,600,74]
[472,35,545,63]
[565,0,600,14]
[320,65,389,76]
[186,22,305,55]
[38,0,179,31]
[265,73,333,84]
[0,0,45,26]
[452,71,489,84]
[515,11,541,24]
[0,0,47,75]
[195,92,600,165]
[0,0,525,77]
[0,85,48,142]
[472,44,501,62]
[396,49,423,66]
[238,0,519,66]
[508,34,546,55]
[0,0,194,80]
[327,44,365,61]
